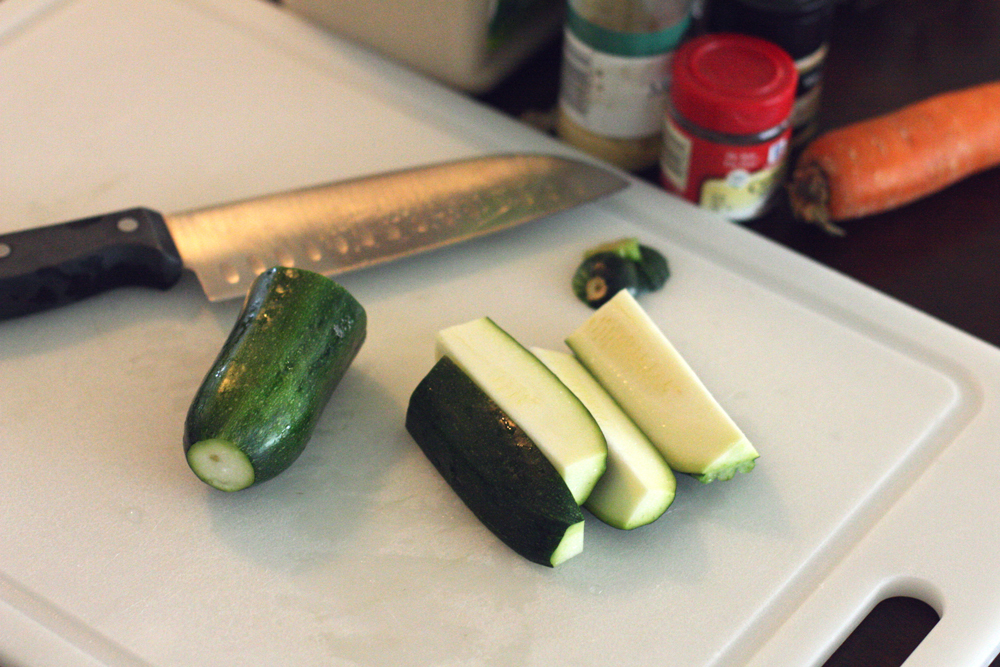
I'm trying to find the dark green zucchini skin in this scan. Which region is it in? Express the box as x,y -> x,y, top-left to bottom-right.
406,356 -> 584,566
184,266 -> 366,486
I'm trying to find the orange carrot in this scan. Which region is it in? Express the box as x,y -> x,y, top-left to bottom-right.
789,80 -> 1000,235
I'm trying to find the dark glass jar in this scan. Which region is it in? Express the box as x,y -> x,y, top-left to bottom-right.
706,0 -> 834,145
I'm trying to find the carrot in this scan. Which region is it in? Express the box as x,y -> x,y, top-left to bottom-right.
789,80 -> 1000,235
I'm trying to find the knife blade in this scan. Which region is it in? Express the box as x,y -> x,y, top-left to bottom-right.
0,154 -> 627,320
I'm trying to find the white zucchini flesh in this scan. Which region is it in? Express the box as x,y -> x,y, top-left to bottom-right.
436,317 -> 607,504
186,438 -> 255,492
550,521 -> 585,566
533,347 -> 676,529
566,291 -> 758,483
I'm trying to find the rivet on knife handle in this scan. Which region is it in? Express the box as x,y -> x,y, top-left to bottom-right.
0,208 -> 183,320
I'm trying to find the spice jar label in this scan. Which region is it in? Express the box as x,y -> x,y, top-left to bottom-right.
660,117 -> 692,191
700,161 -> 787,219
558,29 -> 674,139
661,115 -> 790,220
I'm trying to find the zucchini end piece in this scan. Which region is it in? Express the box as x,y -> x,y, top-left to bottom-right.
573,239 -> 670,308
572,253 -> 640,309
186,438 -> 255,492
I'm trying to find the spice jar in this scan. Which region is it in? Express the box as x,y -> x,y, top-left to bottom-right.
660,33 -> 797,220
706,0 -> 835,146
556,0 -> 693,172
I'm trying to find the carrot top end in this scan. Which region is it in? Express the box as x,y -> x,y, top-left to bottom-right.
789,162 -> 846,236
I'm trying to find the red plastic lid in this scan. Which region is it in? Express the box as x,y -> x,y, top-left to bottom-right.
670,33 -> 798,136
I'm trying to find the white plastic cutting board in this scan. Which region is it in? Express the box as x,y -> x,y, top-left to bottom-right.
2,1 -> 1000,666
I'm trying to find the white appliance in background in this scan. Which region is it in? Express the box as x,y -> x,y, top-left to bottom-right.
280,0 -> 564,92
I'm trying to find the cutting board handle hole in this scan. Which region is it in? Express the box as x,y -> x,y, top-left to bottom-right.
822,596 -> 939,667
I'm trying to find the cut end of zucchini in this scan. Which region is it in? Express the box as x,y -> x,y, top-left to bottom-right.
549,520 -> 585,567
691,437 -> 759,484
561,455 -> 610,505
585,465 -> 677,530
625,489 -> 677,530
596,489 -> 675,530
186,438 -> 255,492
574,239 -> 670,308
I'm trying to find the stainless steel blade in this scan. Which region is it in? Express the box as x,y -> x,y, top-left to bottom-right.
164,154 -> 628,301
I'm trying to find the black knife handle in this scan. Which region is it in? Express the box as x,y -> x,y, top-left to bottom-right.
0,207 -> 184,321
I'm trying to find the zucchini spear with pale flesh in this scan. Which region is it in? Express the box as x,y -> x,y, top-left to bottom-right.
566,291 -> 758,483
533,347 -> 676,529
408,316 -> 606,566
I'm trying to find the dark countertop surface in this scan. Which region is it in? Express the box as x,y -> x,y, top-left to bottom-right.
483,0 -> 1000,350
479,1 -> 1000,665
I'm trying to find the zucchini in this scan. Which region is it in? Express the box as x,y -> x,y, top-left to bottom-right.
566,291 -> 758,483
572,253 -> 641,309
436,317 -> 607,504
573,238 -> 670,309
406,356 -> 585,567
533,348 -> 676,530
184,266 -> 366,491
634,244 -> 670,293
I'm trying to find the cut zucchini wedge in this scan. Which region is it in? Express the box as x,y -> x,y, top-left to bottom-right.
566,291 -> 758,483
407,356 -> 585,567
436,317 -> 607,503
533,348 -> 676,529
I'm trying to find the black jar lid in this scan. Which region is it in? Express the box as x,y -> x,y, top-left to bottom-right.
725,0 -> 832,13
706,0 -> 835,60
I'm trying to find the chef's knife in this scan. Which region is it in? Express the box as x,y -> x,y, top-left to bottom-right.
0,154 -> 627,320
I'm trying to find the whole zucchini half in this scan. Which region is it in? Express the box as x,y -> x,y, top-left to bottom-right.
184,266 -> 367,491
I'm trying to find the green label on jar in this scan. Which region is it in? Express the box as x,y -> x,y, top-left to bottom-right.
567,6 -> 691,57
